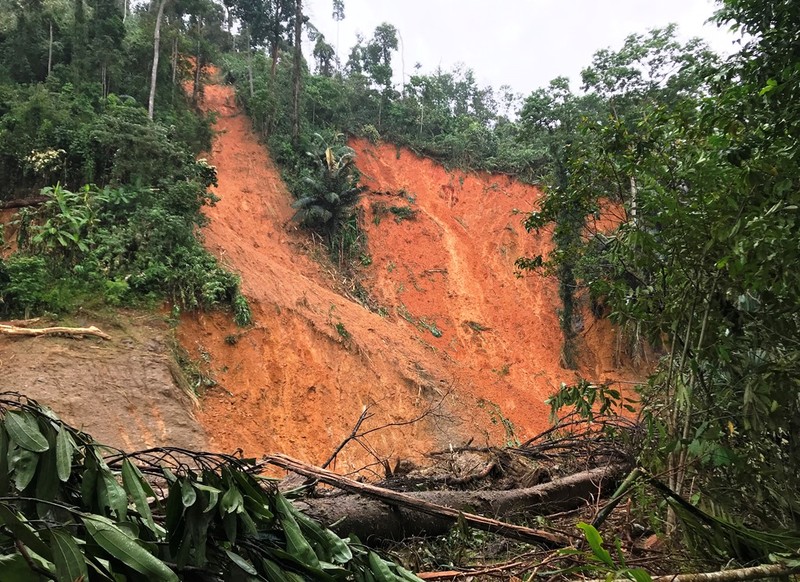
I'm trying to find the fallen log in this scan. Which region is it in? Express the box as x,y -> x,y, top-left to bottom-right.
590,563 -> 800,582
0,324 -> 111,340
0,195 -> 48,209
267,453 -> 624,545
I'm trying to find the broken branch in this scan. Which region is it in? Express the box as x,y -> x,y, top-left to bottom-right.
0,324 -> 111,340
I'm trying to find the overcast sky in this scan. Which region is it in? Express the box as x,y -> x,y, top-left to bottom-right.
304,0 -> 742,97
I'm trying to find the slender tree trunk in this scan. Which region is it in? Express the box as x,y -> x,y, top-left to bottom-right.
246,29 -> 254,98
148,0 -> 169,120
47,20 -> 53,76
291,0 -> 303,146
192,19 -> 202,104
270,40 -> 279,79
171,36 -> 178,86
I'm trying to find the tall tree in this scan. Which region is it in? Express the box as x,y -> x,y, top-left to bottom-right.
147,0 -> 170,120
290,0 -> 302,145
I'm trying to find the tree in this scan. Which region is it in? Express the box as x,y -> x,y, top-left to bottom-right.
313,33 -> 335,77
526,19 -> 800,530
147,0 -> 169,119
290,0 -> 302,145
291,133 -> 366,247
364,22 -> 398,92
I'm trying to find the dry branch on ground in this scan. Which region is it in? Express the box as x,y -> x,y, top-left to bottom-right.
0,323 -> 111,340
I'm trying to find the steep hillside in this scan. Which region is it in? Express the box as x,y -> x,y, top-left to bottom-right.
177,82 -> 640,471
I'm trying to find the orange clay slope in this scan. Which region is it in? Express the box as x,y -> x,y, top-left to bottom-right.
178,80 -> 640,472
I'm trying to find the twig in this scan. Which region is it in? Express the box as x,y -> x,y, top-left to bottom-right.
321,405 -> 373,469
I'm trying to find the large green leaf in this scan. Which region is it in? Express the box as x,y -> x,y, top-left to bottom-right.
50,529 -> 89,582
291,500 -> 352,564
35,442 -> 59,516
225,550 -> 258,575
577,522 -> 614,567
275,494 -> 320,569
122,459 -> 157,534
180,478 -> 197,508
368,551 -> 398,582
55,427 -> 74,482
0,553 -> 45,581
0,503 -> 53,560
4,411 -> 49,453
98,470 -> 127,520
82,516 -> 178,581
0,427 -> 10,496
10,445 -> 39,491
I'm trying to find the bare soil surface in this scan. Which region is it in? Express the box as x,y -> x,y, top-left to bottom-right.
0,312 -> 207,451
177,82 -> 641,471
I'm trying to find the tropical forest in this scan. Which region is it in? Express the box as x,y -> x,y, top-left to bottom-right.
0,0 -> 797,580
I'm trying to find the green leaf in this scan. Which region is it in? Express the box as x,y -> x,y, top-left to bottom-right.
275,494 -> 320,569
5,411 -> 50,452
0,553 -> 43,581
225,550 -> 258,575
36,443 -> 59,516
577,522 -> 614,567
396,565 -> 424,581
51,529 -> 89,582
291,501 -> 352,563
55,428 -> 74,482
181,478 -> 197,508
193,483 -> 221,513
0,503 -> 53,560
122,459 -> 157,534
98,470 -> 127,520
82,516 -> 178,581
0,427 -> 10,496
10,446 -> 39,491
368,551 -> 397,582
220,485 -> 244,514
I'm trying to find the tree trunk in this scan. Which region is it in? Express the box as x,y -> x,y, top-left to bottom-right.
246,28 -> 254,98
171,36 -> 178,86
291,0 -> 302,146
148,0 -> 169,120
192,19 -> 202,104
47,20 -> 53,76
267,454 -> 623,542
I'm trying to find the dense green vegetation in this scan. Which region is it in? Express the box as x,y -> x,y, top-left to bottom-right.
0,0 -> 249,321
0,0 -> 798,575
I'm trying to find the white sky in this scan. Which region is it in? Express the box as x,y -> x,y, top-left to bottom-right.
304,0 -> 742,96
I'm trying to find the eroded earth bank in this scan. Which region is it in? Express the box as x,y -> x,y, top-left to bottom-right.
0,81 -> 639,470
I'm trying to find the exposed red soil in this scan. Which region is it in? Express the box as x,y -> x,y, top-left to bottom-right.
179,81 -> 642,471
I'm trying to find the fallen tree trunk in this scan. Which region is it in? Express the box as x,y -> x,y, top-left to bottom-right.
268,453 -> 624,544
0,324 -> 111,340
0,195 -> 48,209
590,563 -> 800,582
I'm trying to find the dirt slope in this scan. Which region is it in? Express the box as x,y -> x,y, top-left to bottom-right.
179,82 -> 640,471
0,313 -> 207,452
